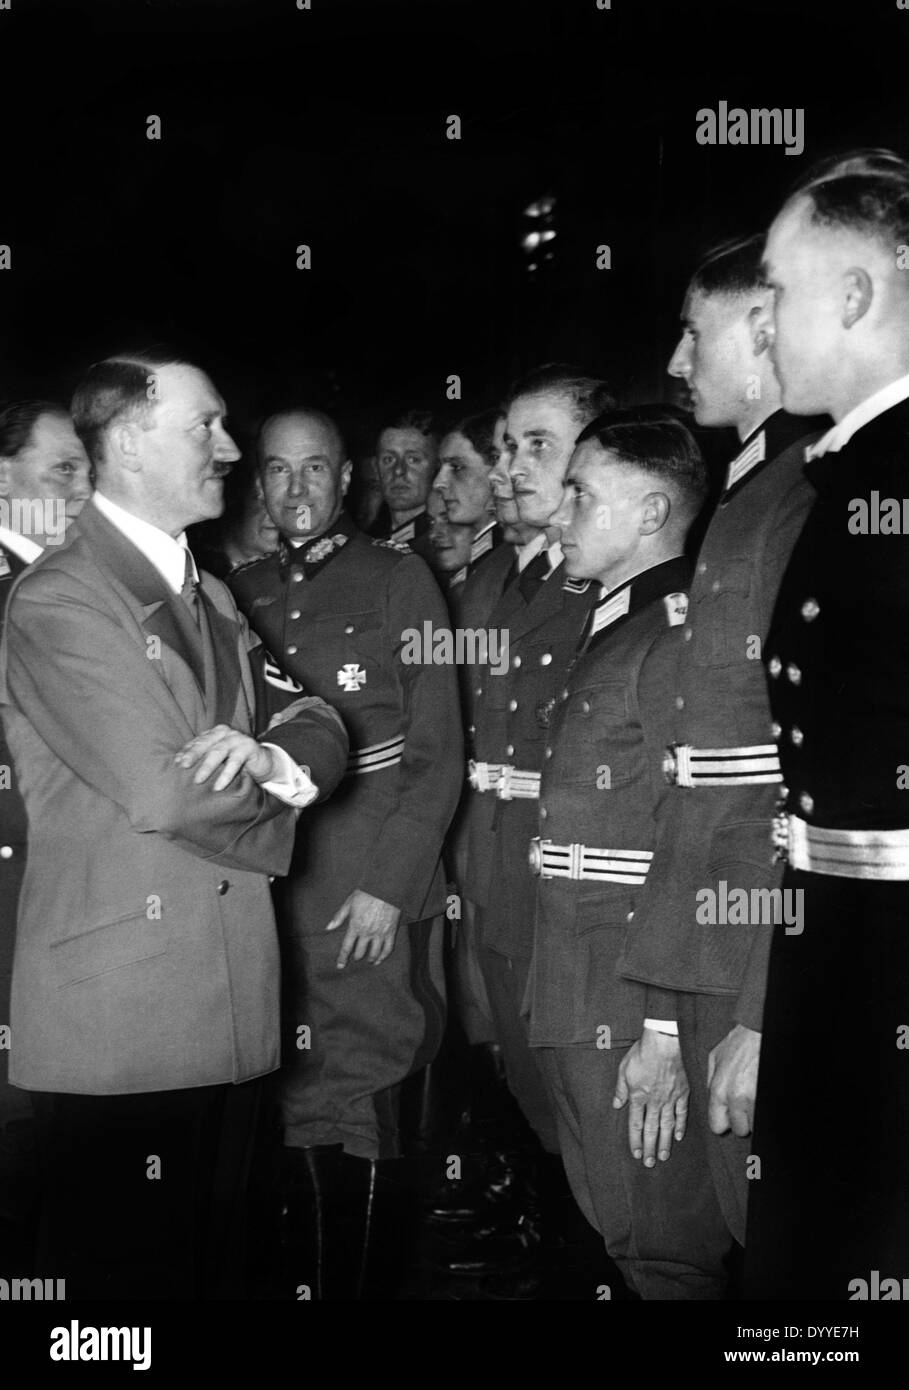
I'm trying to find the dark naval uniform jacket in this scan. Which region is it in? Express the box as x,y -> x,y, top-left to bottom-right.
527,558 -> 692,1049
747,392 -> 909,1298
464,544 -> 596,957
229,511 -> 463,930
619,411 -> 824,1028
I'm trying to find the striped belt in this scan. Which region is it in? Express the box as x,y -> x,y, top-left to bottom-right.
773,812 -> 909,881
346,735 -> 404,777
468,759 -> 540,801
663,741 -> 782,787
528,836 -> 653,885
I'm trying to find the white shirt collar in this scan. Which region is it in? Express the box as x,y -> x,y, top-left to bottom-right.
0,524 -> 42,565
806,373 -> 909,460
92,492 -> 198,594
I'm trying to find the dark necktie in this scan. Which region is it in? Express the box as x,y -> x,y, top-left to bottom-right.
180,549 -> 201,627
517,550 -> 550,603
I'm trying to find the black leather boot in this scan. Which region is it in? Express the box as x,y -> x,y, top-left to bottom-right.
278,1143 -> 345,1300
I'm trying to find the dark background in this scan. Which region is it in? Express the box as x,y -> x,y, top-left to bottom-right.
0,0 -> 907,452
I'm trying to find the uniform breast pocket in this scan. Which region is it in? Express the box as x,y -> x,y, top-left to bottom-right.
691,559 -> 754,668
574,889 -> 635,937
309,610 -> 387,693
556,682 -> 638,788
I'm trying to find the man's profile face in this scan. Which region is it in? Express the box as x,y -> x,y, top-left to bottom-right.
134,365 -> 240,531
762,197 -> 843,416
551,442 -> 648,585
427,486 -> 473,574
0,412 -> 92,533
434,430 -> 494,527
667,288 -> 755,429
506,390 -> 582,528
259,413 -> 350,542
376,427 -> 436,513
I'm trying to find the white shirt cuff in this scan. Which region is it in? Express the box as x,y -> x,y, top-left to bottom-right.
643,1018 -> 679,1036
259,743 -> 319,809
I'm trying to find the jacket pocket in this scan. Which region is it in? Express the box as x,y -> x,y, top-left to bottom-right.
51,909 -> 170,987
556,682 -> 638,789
691,559 -> 754,668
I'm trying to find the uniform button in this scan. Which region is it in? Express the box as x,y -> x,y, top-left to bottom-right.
292,569 -> 304,583
768,656 -> 782,678
683,627 -> 693,641
798,791 -> 814,816
675,696 -> 684,710
345,624 -> 354,634
801,597 -> 820,622
217,880 -> 230,895
540,807 -> 547,820
0,845 -> 12,860
790,726 -> 804,747
626,910 -> 634,922
512,656 -> 522,669
290,609 -> 301,620
698,561 -> 707,574
540,653 -> 552,666
286,644 -> 298,656
786,663 -> 801,685
468,724 -> 475,736
508,699 -> 518,711
581,700 -> 591,714
561,689 -> 569,700
710,579 -> 720,593
476,687 -> 483,698
545,747 -> 553,758
770,721 -> 782,739
506,744 -> 515,757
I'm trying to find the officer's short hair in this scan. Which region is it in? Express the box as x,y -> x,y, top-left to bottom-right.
576,404 -> 709,518
689,234 -> 765,299
378,408 -> 437,442
797,171 -> 909,257
505,363 -> 616,428
72,348 -> 189,469
257,406 -> 347,465
454,407 -> 502,466
0,399 -> 71,458
789,147 -> 909,196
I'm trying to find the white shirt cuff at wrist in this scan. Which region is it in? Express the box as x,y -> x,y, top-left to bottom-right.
260,743 -> 319,809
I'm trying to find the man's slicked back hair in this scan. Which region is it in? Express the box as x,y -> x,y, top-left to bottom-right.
505,363 -> 616,428
689,234 -> 766,299
71,349 -> 190,469
790,147 -> 909,196
0,399 -> 71,458
454,407 -> 503,466
576,404 -> 709,518
798,171 -> 909,258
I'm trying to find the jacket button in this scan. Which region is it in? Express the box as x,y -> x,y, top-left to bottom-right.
710,579 -> 720,593
790,726 -> 804,747
292,569 -> 304,583
626,910 -> 634,922
468,724 -> 475,736
540,653 -> 552,666
698,561 -> 707,574
508,699 -> 518,711
581,700 -> 591,714
287,644 -> 298,655
675,695 -> 684,710
290,609 -> 301,620
770,721 -> 782,739
561,689 -> 569,700
683,627 -> 692,641
545,747 -> 552,758
798,791 -> 814,816
0,845 -> 12,860
476,687 -> 483,698
768,656 -> 782,677
345,623 -> 354,634
506,744 -> 514,756
801,597 -> 820,622
512,656 -> 522,668
540,807 -> 547,820
217,880 -> 230,895
786,663 -> 801,685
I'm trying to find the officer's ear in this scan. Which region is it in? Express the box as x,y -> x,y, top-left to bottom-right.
111,420 -> 142,471
640,490 -> 670,535
253,470 -> 265,503
841,266 -> 873,329
340,459 -> 352,497
747,298 -> 772,357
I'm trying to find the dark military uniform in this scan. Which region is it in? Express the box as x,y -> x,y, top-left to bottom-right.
373,505 -> 435,567
0,540 -> 33,1218
527,557 -> 731,1298
619,411 -> 824,1253
463,542 -> 596,1150
747,392 -> 909,1299
229,511 -> 463,1159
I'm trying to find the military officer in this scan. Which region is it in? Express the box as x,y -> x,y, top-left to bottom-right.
229,406 -> 462,1298
435,408 -> 504,577
747,168 -> 909,1297
616,237 -> 826,1289
0,400 -> 91,1237
371,408 -> 438,563
527,406 -> 730,1298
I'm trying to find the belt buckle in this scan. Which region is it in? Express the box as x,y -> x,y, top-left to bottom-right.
528,836 -> 543,875
662,743 -> 679,786
772,794 -> 791,865
497,765 -> 514,801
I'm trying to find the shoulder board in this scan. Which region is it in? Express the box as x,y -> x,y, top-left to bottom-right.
562,577 -> 592,594
227,554 -> 272,578
371,537 -> 412,554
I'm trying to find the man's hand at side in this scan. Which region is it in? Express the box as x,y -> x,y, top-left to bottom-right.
707,1024 -> 761,1137
176,725 -> 276,791
613,1027 -> 689,1167
326,890 -> 401,968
